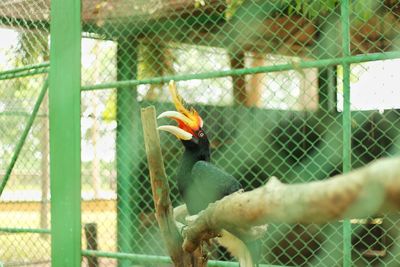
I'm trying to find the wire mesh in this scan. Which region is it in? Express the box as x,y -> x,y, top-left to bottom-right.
0,0 -> 400,266
0,0 -> 50,265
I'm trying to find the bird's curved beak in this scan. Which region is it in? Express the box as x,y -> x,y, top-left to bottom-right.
157,81 -> 203,140
157,124 -> 193,140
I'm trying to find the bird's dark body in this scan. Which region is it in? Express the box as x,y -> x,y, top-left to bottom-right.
176,135 -> 260,266
177,136 -> 242,215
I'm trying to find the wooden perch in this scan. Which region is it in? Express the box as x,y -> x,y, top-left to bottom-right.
183,157 -> 400,252
141,106 -> 206,267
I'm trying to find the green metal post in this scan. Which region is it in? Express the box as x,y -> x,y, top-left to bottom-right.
341,0 -> 352,266
318,67 -> 337,113
116,37 -> 141,267
316,10 -> 340,113
49,0 -> 81,266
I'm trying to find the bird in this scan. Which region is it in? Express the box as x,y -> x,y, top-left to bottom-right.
157,80 -> 259,267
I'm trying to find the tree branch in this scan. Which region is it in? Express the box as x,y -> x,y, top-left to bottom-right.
183,157 -> 400,252
141,106 -> 206,267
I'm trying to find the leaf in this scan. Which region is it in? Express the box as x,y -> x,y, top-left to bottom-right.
102,93 -> 116,121
351,0 -> 376,22
225,0 -> 245,20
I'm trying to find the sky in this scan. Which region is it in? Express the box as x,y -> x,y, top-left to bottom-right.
337,59 -> 400,111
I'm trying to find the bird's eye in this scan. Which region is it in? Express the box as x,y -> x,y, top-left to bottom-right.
198,131 -> 204,138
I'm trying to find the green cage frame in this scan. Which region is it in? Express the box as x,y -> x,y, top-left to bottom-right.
0,0 -> 399,266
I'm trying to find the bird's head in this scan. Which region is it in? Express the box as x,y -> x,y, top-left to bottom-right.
157,81 -> 209,151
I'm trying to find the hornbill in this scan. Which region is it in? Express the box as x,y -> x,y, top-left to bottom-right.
157,81 -> 259,267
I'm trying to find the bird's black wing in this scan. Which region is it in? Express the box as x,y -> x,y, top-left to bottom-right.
185,161 -> 241,214
190,162 -> 260,265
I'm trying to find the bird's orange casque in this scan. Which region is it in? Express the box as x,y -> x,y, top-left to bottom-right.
169,81 -> 203,135
157,81 -> 203,139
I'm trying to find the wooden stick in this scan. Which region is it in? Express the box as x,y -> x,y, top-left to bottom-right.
84,223 -> 99,267
141,106 -> 206,267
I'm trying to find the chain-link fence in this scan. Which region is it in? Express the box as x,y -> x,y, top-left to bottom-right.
1,0 -> 400,266
0,0 -> 50,265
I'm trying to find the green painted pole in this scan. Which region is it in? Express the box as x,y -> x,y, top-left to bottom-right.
49,0 -> 81,266
318,67 -> 337,113
116,37 -> 141,267
0,80 -> 48,196
341,0 -> 352,266
315,9 -> 340,113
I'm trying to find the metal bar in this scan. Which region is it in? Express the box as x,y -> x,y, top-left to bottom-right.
81,51 -> 400,91
0,111 -> 47,118
318,66 -> 337,113
81,250 -> 286,267
0,79 -> 48,196
49,0 -> 81,266
0,62 -> 49,80
3,260 -> 51,267
341,0 -> 352,267
116,37 -> 140,267
0,227 -> 50,234
0,62 -> 49,77
0,68 -> 49,81
82,250 -> 171,265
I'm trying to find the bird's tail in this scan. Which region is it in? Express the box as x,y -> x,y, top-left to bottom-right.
217,230 -> 255,267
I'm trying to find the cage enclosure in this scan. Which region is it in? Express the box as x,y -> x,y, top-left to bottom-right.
0,0 -> 400,266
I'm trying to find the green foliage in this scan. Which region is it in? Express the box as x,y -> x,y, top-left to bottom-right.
351,0 -> 377,21
16,31 -> 48,66
194,0 -> 206,8
14,31 -> 48,95
286,0 -> 338,18
138,39 -> 175,81
286,0 -> 376,20
138,39 -> 175,100
101,39 -> 176,121
223,0 -> 376,20
102,93 -> 116,122
225,0 -> 245,20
